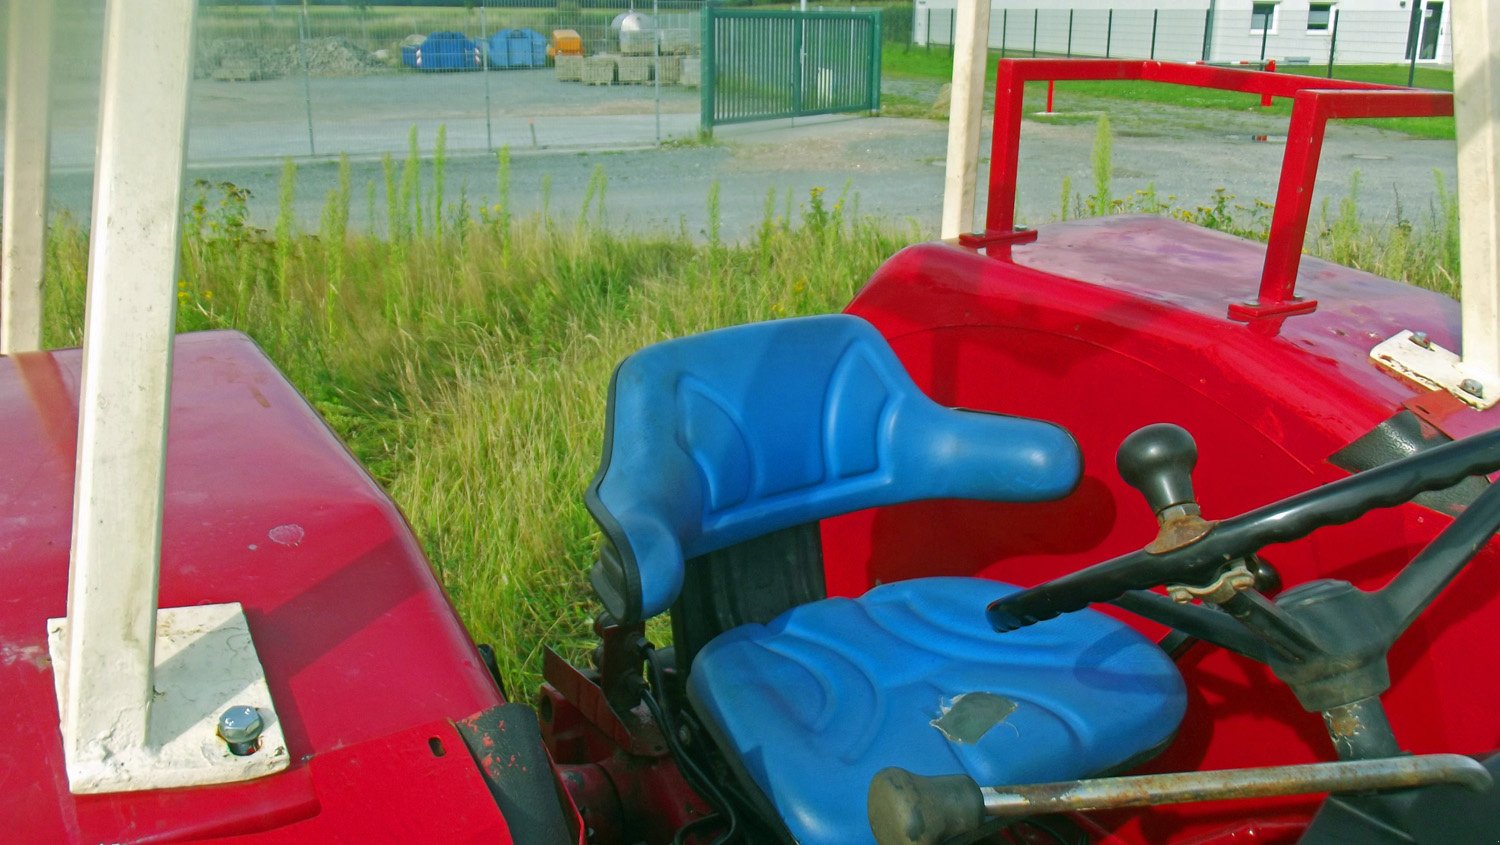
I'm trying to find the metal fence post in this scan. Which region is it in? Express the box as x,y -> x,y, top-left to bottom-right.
793,11 -> 805,116
1150,10 -> 1159,60
700,5 -> 714,136
1407,29 -> 1419,87
1259,13 -> 1270,63
1201,6 -> 1214,62
1106,9 -> 1113,58
297,0 -> 316,156
1031,9 -> 1038,57
950,10 -> 956,56
1000,9 -> 1007,58
1327,11 -> 1339,78
1066,10 -> 1073,57
926,8 -> 931,52
480,2 -> 493,150
869,10 -> 882,114
654,0 -> 662,144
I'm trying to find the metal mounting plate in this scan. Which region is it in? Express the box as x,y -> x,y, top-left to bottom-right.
1371,330 -> 1500,411
47,602 -> 288,794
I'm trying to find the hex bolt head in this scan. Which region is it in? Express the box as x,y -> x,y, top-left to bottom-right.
1461,378 -> 1485,398
218,705 -> 264,756
1411,331 -> 1431,348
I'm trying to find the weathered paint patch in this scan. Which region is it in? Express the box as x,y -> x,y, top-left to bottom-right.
267,524 -> 304,547
931,692 -> 1017,744
0,642 -> 48,670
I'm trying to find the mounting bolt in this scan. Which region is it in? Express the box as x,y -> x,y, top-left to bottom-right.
1411,331 -> 1431,349
218,705 -> 264,756
1460,378 -> 1485,398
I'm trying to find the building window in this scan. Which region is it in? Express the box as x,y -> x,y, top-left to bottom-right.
1307,2 -> 1334,32
1251,2 -> 1278,34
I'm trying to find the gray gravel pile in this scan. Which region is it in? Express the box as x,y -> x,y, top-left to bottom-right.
195,37 -> 380,80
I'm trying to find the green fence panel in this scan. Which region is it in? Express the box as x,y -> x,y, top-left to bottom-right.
701,8 -> 881,134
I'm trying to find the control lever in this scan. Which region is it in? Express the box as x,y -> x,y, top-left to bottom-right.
1116,424 -> 1216,554
868,755 -> 1492,845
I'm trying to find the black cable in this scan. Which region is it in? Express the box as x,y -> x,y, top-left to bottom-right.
640,642 -> 741,845
671,814 -> 722,845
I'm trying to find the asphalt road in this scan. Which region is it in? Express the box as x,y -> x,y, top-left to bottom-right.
37,71 -> 1457,242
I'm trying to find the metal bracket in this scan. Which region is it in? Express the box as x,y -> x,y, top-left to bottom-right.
47,602 -> 288,794
1167,562 -> 1257,605
957,226 -> 1039,252
1370,330 -> 1500,411
540,647 -> 668,758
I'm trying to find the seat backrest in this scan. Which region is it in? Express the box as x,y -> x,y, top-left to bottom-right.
585,314 -> 1081,623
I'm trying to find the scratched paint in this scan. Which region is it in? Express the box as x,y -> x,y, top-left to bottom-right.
931,692 -> 1017,744
0,643 -> 48,670
267,524 -> 305,547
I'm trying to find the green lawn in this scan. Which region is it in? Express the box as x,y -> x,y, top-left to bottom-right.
884,50 -> 1456,140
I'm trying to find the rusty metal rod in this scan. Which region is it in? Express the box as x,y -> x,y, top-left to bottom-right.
979,754 -> 1491,817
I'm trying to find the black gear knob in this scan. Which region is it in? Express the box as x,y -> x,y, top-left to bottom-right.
1117,424 -> 1200,519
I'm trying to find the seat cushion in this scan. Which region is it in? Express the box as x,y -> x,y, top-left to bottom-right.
686,577 -> 1186,845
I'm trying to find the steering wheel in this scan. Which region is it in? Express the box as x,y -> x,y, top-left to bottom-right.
987,424 -> 1500,669
869,424 -> 1500,845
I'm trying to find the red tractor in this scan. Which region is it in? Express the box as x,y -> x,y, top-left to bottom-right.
2,2 -> 1497,844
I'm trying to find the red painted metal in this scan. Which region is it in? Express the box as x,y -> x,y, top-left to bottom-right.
1260,60 -> 1276,107
985,60 -> 1452,319
3,55 -> 1477,845
838,216 -> 1500,842
956,226 -> 1038,250
544,686 -> 715,843
0,332 -> 528,842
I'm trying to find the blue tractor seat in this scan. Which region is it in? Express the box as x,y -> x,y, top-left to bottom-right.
584,315 -> 1187,844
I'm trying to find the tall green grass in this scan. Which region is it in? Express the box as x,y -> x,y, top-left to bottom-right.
41,147 -> 908,694
38,121 -> 1458,693
1058,116 -> 1460,295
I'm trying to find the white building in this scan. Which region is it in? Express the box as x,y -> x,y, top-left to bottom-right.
911,1 -> 1451,67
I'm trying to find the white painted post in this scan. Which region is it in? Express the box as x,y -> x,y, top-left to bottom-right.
940,0 -> 991,239
1454,0 -> 1500,384
51,0 -> 288,794
60,0 -> 200,767
1,0 -> 54,354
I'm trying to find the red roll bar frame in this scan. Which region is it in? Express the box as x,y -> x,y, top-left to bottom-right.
978,60 -> 1453,320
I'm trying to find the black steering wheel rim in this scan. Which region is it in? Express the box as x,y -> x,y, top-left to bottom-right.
987,426 -> 1500,633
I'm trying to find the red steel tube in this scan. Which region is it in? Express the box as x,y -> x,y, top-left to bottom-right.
983,60 -> 1453,318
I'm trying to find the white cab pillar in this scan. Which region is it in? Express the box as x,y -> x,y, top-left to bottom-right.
49,0 -> 286,793
1454,0 -> 1500,384
940,0 -> 991,239
1,0 -> 55,354
1371,2 -> 1500,409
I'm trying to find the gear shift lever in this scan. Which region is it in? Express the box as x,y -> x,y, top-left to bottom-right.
1116,424 -> 1214,553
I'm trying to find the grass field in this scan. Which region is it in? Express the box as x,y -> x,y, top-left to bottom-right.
882,49 -> 1457,140
38,130 -> 1459,693
42,151 -> 908,691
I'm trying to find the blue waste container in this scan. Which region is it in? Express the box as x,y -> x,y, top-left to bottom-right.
402,32 -> 482,71
487,28 -> 548,69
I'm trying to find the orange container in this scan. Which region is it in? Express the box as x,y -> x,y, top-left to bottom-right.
550,29 -> 584,58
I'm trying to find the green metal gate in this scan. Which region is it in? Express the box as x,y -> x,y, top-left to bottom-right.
701,8 -> 882,134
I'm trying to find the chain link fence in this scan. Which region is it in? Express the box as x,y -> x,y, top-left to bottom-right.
26,1 -> 709,170
12,1 -> 1450,173
190,1 -> 705,161
907,2 -> 1451,74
